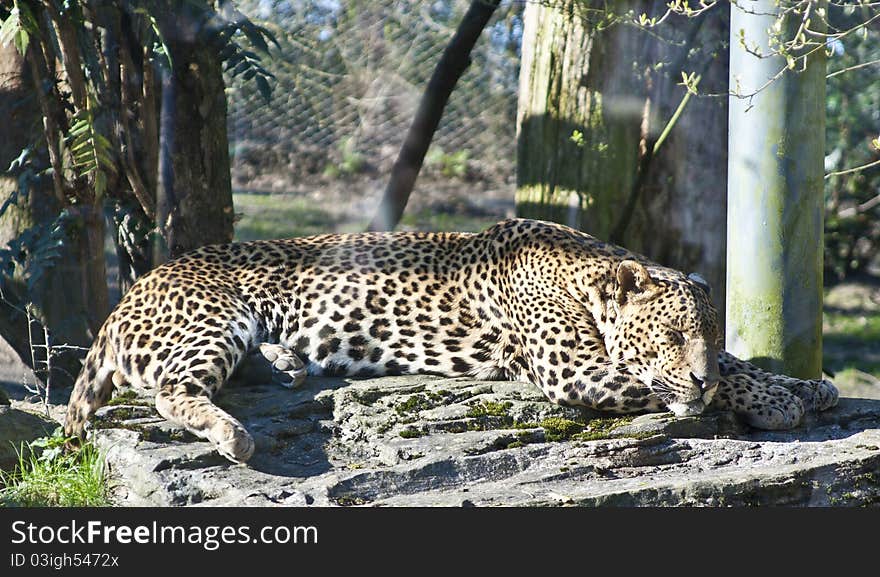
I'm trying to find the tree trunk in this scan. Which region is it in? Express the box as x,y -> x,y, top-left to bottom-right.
627,9 -> 730,323
516,0 -> 642,238
725,1 -> 826,378
0,41 -> 91,387
516,2 -> 730,319
154,3 -> 234,261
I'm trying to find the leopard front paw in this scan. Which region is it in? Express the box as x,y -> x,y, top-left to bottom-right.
813,378 -> 839,411
63,405 -> 88,440
739,385 -> 805,430
776,377 -> 839,413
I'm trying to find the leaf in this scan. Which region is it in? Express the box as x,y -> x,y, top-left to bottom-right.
135,8 -> 173,69
0,2 -> 37,56
0,8 -> 22,51
242,24 -> 270,54
65,100 -> 116,198
94,169 -> 107,198
255,74 -> 271,104
13,25 -> 28,55
210,8 -> 277,102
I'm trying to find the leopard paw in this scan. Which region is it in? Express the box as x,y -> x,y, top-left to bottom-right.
773,376 -> 839,413
813,378 -> 839,411
208,418 -> 255,463
739,385 -> 805,430
238,343 -> 307,389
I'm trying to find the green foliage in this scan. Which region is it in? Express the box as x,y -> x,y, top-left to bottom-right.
823,305 -> 880,379
0,428 -> 110,507
824,6 -> 880,281
323,137 -> 365,178
210,0 -> 280,103
825,309 -> 880,343
133,7 -> 173,68
232,192 -> 360,240
66,101 -> 117,199
425,148 -> 470,179
0,212 -> 70,299
0,0 -> 38,56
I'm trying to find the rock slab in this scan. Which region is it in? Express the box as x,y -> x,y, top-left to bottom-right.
0,406 -> 57,471
84,375 -> 880,507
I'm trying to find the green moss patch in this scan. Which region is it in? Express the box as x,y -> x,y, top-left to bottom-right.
466,401 -> 512,418
106,389 -> 148,406
395,394 -> 434,416
398,427 -> 425,439
572,416 -> 636,441
539,417 -> 584,441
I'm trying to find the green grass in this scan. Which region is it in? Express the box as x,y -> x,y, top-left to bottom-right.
232,192 -> 365,241
824,309 -> 880,343
823,307 -> 880,379
232,191 -> 498,242
0,429 -> 110,507
398,209 -> 496,233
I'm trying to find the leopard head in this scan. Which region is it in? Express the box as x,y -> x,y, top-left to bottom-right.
605,260 -> 722,416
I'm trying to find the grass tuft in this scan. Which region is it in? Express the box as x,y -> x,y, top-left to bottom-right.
0,428 -> 110,507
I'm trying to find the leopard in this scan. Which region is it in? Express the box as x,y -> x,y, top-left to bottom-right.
64,218 -> 839,463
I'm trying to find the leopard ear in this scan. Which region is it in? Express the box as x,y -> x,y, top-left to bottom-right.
616,260 -> 655,304
688,272 -> 711,295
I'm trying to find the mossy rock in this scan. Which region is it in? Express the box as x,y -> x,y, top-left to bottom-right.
0,407 -> 56,471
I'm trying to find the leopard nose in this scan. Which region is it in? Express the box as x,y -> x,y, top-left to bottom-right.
690,372 -> 717,391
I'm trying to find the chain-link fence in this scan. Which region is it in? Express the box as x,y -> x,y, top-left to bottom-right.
227,0 -> 523,193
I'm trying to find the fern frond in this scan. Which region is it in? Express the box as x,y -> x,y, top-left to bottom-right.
66,96 -> 116,199
0,211 -> 70,299
208,2 -> 278,104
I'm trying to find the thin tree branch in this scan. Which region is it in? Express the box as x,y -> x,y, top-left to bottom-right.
825,157 -> 880,180
366,0 -> 501,232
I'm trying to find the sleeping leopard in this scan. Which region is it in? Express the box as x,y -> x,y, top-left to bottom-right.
64,218 -> 838,463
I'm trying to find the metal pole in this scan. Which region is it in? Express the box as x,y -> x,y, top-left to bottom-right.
726,0 -> 826,378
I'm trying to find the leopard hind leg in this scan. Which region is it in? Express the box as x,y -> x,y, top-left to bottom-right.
153,337 -> 255,463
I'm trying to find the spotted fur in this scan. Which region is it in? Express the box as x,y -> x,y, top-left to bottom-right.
64,219 -> 838,462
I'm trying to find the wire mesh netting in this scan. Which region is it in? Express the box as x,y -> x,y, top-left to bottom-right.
227,0 -> 523,194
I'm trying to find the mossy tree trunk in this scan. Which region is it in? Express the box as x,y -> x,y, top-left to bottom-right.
0,42 -> 91,387
725,1 -> 826,378
516,1 -> 730,318
516,0 -> 642,238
